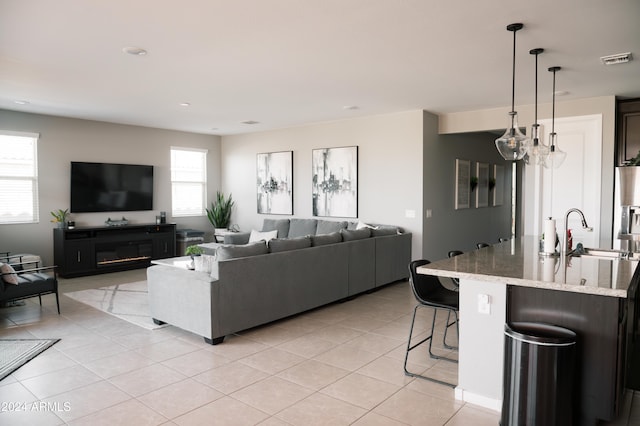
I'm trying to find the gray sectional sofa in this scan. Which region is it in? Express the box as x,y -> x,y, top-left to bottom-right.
147,218 -> 411,344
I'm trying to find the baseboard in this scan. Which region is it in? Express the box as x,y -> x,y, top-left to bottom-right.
454,387 -> 501,412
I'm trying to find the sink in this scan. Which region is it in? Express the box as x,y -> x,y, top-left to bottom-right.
570,247 -> 630,259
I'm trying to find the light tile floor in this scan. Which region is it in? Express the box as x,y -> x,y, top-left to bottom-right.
0,268 -> 638,425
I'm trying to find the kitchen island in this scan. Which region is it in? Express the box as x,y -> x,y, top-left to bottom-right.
419,237 -> 639,425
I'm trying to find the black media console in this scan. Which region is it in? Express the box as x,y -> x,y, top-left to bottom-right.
53,223 -> 176,278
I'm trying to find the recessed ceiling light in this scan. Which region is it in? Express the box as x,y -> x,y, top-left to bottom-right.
554,90 -> 569,97
179,102 -> 191,107
13,100 -> 30,105
343,105 -> 359,110
240,120 -> 260,125
600,52 -> 632,65
122,46 -> 147,56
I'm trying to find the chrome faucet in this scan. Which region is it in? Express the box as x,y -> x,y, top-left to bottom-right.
562,208 -> 593,255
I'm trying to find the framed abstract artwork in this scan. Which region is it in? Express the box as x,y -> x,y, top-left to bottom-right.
493,164 -> 505,206
455,159 -> 470,210
256,151 -> 293,214
476,162 -> 489,208
312,146 -> 358,217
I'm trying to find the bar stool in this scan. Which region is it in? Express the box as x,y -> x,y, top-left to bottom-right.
447,250 -> 463,288
404,259 -> 459,387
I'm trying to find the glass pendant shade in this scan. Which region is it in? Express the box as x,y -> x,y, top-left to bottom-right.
527,123 -> 549,165
544,66 -> 565,169
495,111 -> 529,161
544,133 -> 566,169
526,48 -> 548,165
495,23 -> 530,161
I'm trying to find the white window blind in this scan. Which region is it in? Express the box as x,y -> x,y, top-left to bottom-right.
0,131 -> 40,224
171,147 -> 207,217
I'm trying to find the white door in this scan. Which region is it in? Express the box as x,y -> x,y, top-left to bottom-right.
523,114 -> 603,250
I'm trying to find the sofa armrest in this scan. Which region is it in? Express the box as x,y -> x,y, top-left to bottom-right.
223,232 -> 250,245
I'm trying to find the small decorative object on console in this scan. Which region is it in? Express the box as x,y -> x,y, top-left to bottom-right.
50,209 -> 69,228
105,217 -> 128,227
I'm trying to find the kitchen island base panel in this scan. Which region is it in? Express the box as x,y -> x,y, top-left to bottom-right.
457,279 -> 506,410
508,285 -> 625,424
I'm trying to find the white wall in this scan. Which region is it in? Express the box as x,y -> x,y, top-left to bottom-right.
0,109 -> 222,264
221,110 -> 426,259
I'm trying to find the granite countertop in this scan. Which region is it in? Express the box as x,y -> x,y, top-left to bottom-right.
418,237 -> 638,298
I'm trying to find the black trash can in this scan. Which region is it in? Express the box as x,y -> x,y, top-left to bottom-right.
501,322 -> 576,426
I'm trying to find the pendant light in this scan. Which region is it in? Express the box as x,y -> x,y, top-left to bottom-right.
544,66 -> 567,169
525,48 -> 549,165
495,23 -> 530,161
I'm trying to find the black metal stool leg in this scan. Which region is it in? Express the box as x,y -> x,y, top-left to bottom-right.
404,304 -> 457,387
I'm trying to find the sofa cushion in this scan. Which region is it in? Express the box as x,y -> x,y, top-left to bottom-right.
288,219 -> 317,238
311,232 -> 342,247
0,262 -> 18,285
316,220 -> 347,235
341,228 -> 371,241
262,219 -> 290,238
371,226 -> 399,237
269,236 -> 312,253
216,241 -> 269,261
248,229 -> 278,243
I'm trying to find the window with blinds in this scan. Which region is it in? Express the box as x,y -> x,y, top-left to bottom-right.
171,147 -> 207,217
0,131 -> 40,224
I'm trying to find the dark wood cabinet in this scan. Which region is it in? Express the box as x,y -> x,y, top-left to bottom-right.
54,223 -> 176,277
507,286 -> 626,425
616,98 -> 640,165
152,228 -> 176,258
62,240 -> 94,275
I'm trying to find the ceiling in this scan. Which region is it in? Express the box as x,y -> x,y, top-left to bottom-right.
1,0 -> 639,136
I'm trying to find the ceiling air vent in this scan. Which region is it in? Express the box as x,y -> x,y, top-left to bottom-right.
600,52 -> 632,65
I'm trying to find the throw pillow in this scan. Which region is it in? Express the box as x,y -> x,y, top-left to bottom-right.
356,221 -> 379,230
310,232 -> 342,246
248,229 -> 278,243
288,219 -> 317,238
269,236 -> 311,253
262,219 -> 290,238
216,241 -> 269,261
341,228 -> 371,241
0,262 -> 19,285
316,220 -> 348,235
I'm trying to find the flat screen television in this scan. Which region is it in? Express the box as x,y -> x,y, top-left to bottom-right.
70,161 -> 154,213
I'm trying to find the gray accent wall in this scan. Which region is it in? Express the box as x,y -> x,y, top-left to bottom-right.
0,109 -> 221,265
422,129 -> 513,261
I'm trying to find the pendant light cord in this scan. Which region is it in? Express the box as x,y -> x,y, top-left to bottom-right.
534,53 -> 538,125
511,29 -> 516,114
551,69 -> 556,135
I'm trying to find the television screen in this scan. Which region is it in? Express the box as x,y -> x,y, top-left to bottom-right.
70,162 -> 154,213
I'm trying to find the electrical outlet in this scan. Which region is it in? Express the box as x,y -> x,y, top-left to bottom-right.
426,209 -> 432,218
477,294 -> 491,315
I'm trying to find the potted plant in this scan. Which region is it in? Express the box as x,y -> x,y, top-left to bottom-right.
50,209 -> 69,228
206,191 -> 234,232
185,245 -> 204,259
470,177 -> 479,192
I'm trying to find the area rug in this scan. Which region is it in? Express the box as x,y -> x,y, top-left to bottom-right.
64,281 -> 167,331
0,339 -> 59,381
